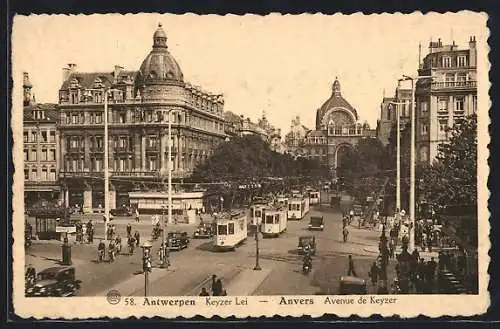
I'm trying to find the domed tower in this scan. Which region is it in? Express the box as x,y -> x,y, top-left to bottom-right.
135,23 -> 185,100
315,77 -> 358,130
23,72 -> 34,106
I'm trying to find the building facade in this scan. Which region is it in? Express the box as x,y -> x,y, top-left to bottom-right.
376,86 -> 412,147
57,24 -> 228,212
283,116 -> 310,157
23,72 -> 60,207
415,37 -> 478,164
285,78 -> 374,177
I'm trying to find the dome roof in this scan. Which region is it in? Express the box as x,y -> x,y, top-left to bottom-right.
316,77 -> 358,128
137,23 -> 184,85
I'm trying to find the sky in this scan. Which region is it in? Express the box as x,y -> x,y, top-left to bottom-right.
12,12 -> 488,133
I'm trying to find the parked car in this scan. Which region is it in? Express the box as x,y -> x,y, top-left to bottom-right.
193,223 -> 214,239
110,206 -> 133,217
297,235 -> 316,255
338,276 -> 367,295
26,266 -> 81,297
308,216 -> 325,231
167,231 -> 189,251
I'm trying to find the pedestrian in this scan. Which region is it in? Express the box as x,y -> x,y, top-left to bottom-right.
199,287 -> 210,296
214,279 -> 223,296
369,262 -> 378,286
342,226 -> 349,243
135,208 -> 140,223
126,223 -> 132,237
134,231 -> 140,247
347,255 -> 357,277
388,238 -> 395,259
211,274 -> 217,295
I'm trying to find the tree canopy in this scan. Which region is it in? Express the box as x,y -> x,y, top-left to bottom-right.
419,114 -> 477,210
191,135 -> 327,183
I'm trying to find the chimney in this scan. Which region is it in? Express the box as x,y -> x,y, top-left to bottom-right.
469,36 -> 476,49
469,36 -> 477,67
114,65 -> 124,84
62,67 -> 71,83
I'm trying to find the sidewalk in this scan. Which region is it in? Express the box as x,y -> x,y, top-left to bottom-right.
363,245 -> 439,260
226,268 -> 272,296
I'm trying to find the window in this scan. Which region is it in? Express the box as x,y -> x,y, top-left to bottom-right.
72,159 -> 77,171
41,168 -> 47,181
149,157 -> 157,171
49,131 -> 56,142
439,120 -> 448,134
71,91 -> 78,104
120,158 -> 125,171
228,223 -> 235,234
148,136 -> 157,148
49,169 -> 56,181
457,73 -> 467,86
31,169 -> 37,181
445,73 -> 455,87
24,169 -> 29,180
23,132 -> 28,142
217,225 -> 227,235
95,137 -> 103,149
30,150 -> 37,162
95,113 -> 103,124
24,149 -> 28,161
49,149 -> 56,161
94,158 -> 102,172
455,96 -> 465,112
421,123 -> 428,135
457,55 -> 467,67
71,114 -> 79,124
473,96 -> 478,113
30,131 -> 37,142
41,149 -> 47,161
442,56 -> 452,68
420,102 -> 428,117
420,147 -> 429,163
119,112 -> 126,123
438,97 -> 449,113
41,131 -> 47,142
119,136 -> 127,148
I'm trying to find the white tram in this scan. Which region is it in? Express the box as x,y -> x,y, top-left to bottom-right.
276,195 -> 289,208
250,203 -> 267,226
287,197 -> 308,220
213,211 -> 248,250
308,190 -> 320,205
261,207 -> 287,237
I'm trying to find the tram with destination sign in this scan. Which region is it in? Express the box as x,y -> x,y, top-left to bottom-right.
276,195 -> 289,208
261,206 -> 287,238
308,190 -> 320,205
213,211 -> 248,250
287,197 -> 308,220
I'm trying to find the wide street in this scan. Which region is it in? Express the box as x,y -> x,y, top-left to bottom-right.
25,196 -> 395,296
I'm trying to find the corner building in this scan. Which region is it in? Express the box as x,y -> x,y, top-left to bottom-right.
415,37 -> 478,164
58,24 -> 227,212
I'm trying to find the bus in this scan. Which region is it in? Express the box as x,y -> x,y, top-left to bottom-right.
213,211 -> 248,251
261,206 -> 287,238
287,198 -> 308,220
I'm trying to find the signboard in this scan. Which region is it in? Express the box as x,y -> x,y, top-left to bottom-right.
56,226 -> 77,233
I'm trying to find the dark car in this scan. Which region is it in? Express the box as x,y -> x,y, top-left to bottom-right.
167,231 -> 189,251
338,276 -> 367,295
193,223 -> 214,239
110,206 -> 133,217
297,235 -> 316,255
308,216 -> 325,231
26,266 -> 81,297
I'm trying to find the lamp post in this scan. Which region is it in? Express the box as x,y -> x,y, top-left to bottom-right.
159,204 -> 167,268
253,194 -> 262,271
388,100 -> 405,214
401,74 -> 433,252
141,240 -> 153,297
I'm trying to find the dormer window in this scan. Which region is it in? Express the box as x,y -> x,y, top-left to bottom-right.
93,77 -> 104,89
69,78 -> 80,88
442,56 -> 452,68
457,55 -> 467,67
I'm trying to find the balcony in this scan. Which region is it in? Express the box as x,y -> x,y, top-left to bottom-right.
432,81 -> 477,90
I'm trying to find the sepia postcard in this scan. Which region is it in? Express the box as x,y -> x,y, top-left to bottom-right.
11,12 -> 490,318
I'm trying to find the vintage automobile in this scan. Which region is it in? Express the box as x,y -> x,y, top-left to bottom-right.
110,205 -> 133,217
297,235 -> 317,255
353,204 -> 363,217
167,231 -> 189,251
338,276 -> 367,295
193,223 -> 214,239
26,266 -> 81,297
308,216 -> 325,231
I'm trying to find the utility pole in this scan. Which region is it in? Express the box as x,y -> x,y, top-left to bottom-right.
103,89 -> 110,247
254,213 -> 262,271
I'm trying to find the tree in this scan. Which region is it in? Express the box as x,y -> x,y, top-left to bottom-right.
419,114 -> 477,209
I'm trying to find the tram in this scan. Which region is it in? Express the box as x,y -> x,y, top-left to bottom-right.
213,210 -> 248,251
276,195 -> 289,208
287,197 -> 308,220
308,190 -> 320,205
250,203 -> 267,226
261,206 -> 287,238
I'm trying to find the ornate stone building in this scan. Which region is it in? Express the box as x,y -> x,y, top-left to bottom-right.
23,72 -> 60,207
57,24 -> 227,212
285,78 -> 375,177
284,116 -> 310,157
415,37 -> 477,164
376,86 -> 412,147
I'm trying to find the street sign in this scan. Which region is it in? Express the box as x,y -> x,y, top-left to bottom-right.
56,226 -> 77,233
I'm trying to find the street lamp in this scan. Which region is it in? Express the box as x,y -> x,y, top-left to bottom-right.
401,74 -> 433,252
141,240 -> 153,297
388,99 -> 405,214
87,87 -> 122,253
